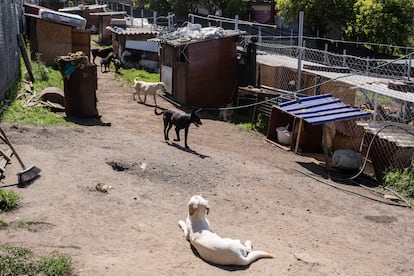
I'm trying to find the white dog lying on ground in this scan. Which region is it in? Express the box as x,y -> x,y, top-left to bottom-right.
133,77 -> 165,106
178,195 -> 273,266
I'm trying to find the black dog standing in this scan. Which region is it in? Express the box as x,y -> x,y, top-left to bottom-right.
155,108 -> 202,149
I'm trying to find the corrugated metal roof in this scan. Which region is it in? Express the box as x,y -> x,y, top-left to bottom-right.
357,121 -> 414,147
90,11 -> 126,16
106,26 -> 159,35
279,94 -> 371,125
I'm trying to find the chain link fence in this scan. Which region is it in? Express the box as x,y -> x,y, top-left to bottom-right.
254,36 -> 414,181
187,14 -> 414,180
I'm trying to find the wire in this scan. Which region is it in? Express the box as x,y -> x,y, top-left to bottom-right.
291,168 -> 411,208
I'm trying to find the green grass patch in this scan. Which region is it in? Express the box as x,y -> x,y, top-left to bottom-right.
233,112 -> 268,134
0,246 -> 72,276
115,67 -> 161,85
383,168 -> 414,205
0,57 -> 69,126
0,189 -> 21,211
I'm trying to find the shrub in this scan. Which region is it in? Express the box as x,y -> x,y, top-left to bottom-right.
383,168 -> 414,199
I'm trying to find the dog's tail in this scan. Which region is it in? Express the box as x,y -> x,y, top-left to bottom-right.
154,105 -> 167,115
134,77 -> 140,83
240,250 -> 274,266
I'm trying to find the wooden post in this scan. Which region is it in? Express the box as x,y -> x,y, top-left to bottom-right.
294,118 -> 303,154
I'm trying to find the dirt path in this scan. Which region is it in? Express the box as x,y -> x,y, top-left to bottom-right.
0,65 -> 413,276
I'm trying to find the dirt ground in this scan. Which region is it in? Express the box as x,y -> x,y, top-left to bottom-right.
1,64 -> 414,276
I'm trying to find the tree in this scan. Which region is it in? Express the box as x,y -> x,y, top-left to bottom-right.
223,0 -> 249,20
276,0 -> 355,37
349,0 -> 414,54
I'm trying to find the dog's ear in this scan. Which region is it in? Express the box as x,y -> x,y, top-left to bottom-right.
189,202 -> 197,216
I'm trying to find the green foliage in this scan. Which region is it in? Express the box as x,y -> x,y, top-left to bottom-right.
223,0 -> 249,20
383,168 -> 414,199
277,0 -> 354,36
254,112 -> 268,134
0,246 -> 72,276
349,0 -> 414,55
0,189 -> 21,211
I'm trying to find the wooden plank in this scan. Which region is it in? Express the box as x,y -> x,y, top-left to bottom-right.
17,33 -> 35,82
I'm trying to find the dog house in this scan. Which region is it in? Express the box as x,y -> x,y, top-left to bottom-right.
24,3 -> 90,66
267,94 -> 371,153
160,29 -> 244,107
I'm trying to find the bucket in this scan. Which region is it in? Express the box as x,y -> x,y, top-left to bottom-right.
276,126 -> 292,145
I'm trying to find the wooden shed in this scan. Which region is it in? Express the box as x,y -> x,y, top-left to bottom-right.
90,11 -> 126,44
160,30 -> 243,107
106,25 -> 158,61
24,4 -> 90,66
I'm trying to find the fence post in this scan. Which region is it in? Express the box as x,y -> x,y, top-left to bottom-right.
153,11 -> 157,26
235,15 -> 239,30
190,14 -> 194,24
258,27 -> 262,43
407,53 -> 412,80
324,43 -> 329,65
366,57 -> 370,76
141,9 -> 144,27
297,11 -> 304,92
343,49 -> 347,67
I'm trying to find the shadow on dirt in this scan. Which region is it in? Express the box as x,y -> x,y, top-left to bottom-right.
188,244 -> 252,271
65,115 -> 111,126
167,142 -> 209,159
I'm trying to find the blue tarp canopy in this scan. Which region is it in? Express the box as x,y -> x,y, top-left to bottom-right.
278,94 -> 371,125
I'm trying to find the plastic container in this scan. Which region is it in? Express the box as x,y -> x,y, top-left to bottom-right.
276,126 -> 292,145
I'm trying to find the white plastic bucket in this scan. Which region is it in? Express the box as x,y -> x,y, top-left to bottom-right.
276,126 -> 292,145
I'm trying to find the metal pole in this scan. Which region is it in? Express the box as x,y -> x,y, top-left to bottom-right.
343,49 -> 347,67
235,15 -> 239,30
141,9 -> 144,27
296,11 -> 304,92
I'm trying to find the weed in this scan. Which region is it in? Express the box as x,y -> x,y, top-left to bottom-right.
0,219 -> 8,229
0,246 -> 72,275
254,112 -> 268,134
16,219 -> 27,228
38,254 -> 72,276
383,168 -> 414,204
0,189 -> 21,211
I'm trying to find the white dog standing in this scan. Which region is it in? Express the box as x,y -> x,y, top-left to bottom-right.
133,77 -> 165,106
178,195 -> 273,266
